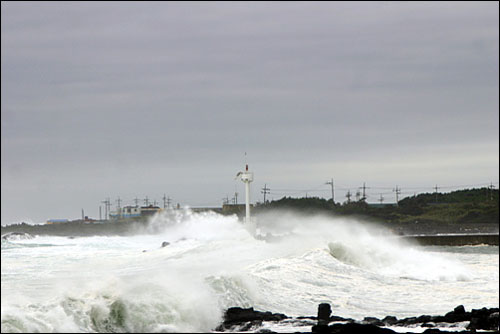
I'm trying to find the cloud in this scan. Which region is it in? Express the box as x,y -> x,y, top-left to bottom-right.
1,2 -> 498,223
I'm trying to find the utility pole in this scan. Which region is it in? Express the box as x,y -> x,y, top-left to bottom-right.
162,194 -> 172,209
326,178 -> 334,203
106,197 -> 111,219
101,198 -> 110,220
134,197 -> 140,207
81,208 -> 84,220
434,185 -> 440,203
106,198 -> 111,220
346,190 -> 352,203
101,200 -> 106,220
234,192 -> 238,204
357,182 -> 369,201
144,196 -> 149,206
116,197 -> 122,218
379,194 -> 384,204
489,182 -> 495,201
99,206 -> 102,220
393,186 -> 401,206
261,184 -> 270,204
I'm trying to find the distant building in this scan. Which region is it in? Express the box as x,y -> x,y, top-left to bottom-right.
109,206 -> 141,219
109,205 -> 162,220
139,205 -> 162,217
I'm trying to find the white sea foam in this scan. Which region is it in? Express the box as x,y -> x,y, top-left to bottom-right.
1,209 -> 498,332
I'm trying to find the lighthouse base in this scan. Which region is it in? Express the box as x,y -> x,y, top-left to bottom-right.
243,217 -> 257,237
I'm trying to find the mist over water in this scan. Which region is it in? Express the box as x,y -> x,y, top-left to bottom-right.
1,210 -> 499,332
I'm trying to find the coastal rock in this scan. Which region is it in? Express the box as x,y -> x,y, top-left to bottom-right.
453,305 -> 466,315
362,317 -> 384,326
393,305 -> 499,331
422,329 -> 443,333
442,305 -> 469,323
467,309 -> 499,331
215,307 -> 287,331
381,315 -> 398,325
215,304 -> 500,333
317,303 -> 332,325
161,241 -> 170,248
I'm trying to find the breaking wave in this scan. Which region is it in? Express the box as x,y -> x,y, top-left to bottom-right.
1,209 -> 495,332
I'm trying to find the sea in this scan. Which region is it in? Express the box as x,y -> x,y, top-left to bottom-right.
1,209 -> 499,333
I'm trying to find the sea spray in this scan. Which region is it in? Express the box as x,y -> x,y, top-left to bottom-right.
2,209 -> 498,332
255,210 -> 471,281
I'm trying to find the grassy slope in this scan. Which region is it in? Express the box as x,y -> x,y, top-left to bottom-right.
255,188 -> 499,225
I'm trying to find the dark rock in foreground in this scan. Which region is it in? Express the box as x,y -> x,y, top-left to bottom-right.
215,304 -> 500,333
215,307 -> 287,331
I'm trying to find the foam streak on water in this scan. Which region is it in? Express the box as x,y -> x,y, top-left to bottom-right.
1,210 -> 499,332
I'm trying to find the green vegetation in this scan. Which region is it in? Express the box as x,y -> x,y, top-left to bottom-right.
255,187 -> 499,225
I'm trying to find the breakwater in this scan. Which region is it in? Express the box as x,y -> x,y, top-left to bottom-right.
402,233 -> 499,246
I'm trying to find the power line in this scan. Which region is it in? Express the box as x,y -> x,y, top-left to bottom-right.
230,180 -> 499,204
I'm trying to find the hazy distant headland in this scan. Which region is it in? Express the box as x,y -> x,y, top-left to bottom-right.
1,188 -> 498,238
254,187 -> 499,235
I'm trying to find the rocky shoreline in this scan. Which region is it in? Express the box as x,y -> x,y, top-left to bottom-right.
215,304 -> 499,333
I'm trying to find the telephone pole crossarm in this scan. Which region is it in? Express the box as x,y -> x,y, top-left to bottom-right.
261,184 -> 270,204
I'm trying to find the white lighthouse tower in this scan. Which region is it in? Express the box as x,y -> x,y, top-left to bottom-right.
236,164 -> 254,226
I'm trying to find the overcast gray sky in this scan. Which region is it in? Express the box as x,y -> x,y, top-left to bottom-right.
1,1 -> 499,224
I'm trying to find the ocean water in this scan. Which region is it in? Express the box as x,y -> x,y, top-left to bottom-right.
1,210 -> 499,333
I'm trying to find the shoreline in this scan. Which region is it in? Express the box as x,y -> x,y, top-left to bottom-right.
215,304 -> 500,333
1,220 -> 499,246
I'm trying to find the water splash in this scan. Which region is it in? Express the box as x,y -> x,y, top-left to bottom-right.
1,209 -> 495,332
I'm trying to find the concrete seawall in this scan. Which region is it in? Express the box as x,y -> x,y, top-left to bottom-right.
402,233 -> 499,246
